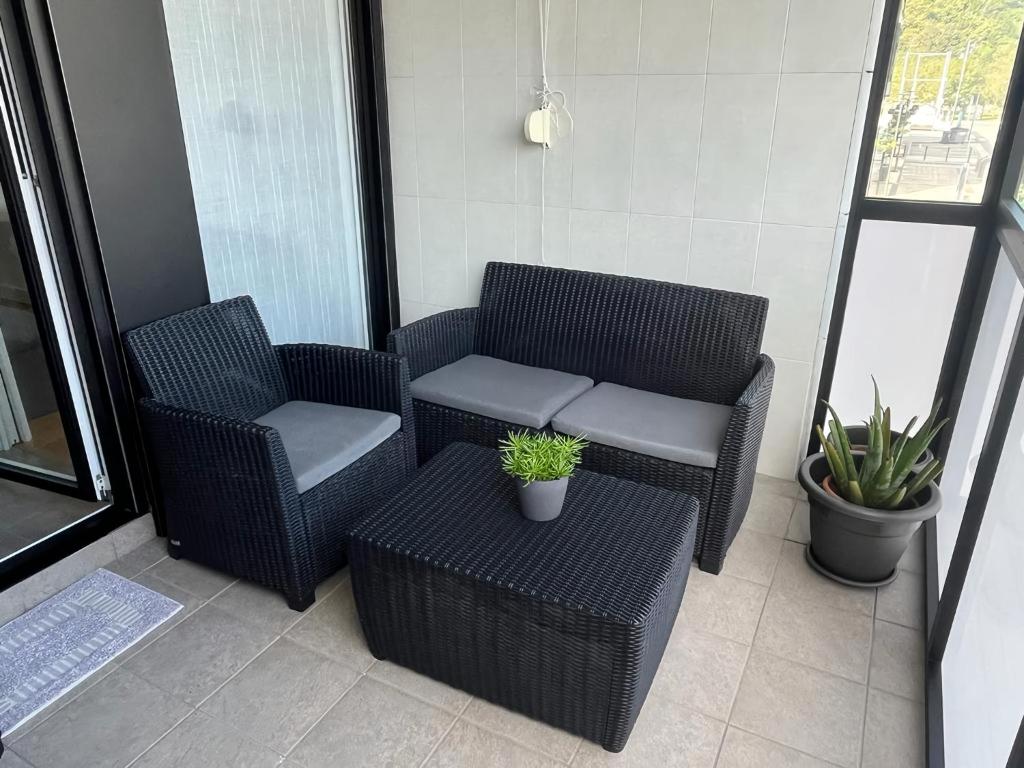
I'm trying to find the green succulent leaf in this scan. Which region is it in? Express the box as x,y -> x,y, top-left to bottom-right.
499,430 -> 588,484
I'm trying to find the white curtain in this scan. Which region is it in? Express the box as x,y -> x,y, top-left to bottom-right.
0,324 -> 30,450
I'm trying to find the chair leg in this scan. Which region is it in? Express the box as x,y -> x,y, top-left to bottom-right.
286,590 -> 316,612
167,539 -> 182,559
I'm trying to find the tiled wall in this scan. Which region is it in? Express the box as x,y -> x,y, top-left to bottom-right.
382,0 -> 880,478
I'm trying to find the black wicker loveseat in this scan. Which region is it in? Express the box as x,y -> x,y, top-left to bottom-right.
387,262 -> 774,574
124,296 -> 416,610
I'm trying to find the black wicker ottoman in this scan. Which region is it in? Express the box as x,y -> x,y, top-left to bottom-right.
349,442 -> 698,752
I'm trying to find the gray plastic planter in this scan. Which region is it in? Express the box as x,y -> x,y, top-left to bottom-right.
841,425 -> 935,472
797,453 -> 941,586
516,476 -> 569,522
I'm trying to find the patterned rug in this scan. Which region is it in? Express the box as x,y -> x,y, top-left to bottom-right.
0,568 -> 182,733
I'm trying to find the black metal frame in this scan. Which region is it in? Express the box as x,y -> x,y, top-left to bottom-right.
347,0 -> 399,351
809,0 -> 1024,764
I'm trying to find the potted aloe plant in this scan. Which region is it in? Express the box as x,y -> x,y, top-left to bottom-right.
500,431 -> 587,521
797,381 -> 947,586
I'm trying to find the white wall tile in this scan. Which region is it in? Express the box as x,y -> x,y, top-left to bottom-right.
414,76 -> 465,199
516,205 -> 570,266
401,300 -> 452,325
382,0 -> 414,77
462,0 -> 517,76
571,76 -> 638,211
419,197 -> 468,307
387,77 -> 418,196
412,0 -> 462,76
763,73 -> 860,227
688,219 -> 758,293
467,201 -> 516,298
569,209 -> 629,274
516,76 -> 574,206
639,0 -> 713,75
626,214 -> 690,283
631,75 -> 703,217
517,0 -> 576,76
708,0 -> 789,74
783,0 -> 874,73
393,194 -> 422,302
759,358 -> 813,478
754,224 -> 834,362
694,75 -> 778,221
576,0 -> 642,75
464,76 -> 517,203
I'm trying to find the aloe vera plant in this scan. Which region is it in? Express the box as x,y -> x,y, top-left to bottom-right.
815,380 -> 948,510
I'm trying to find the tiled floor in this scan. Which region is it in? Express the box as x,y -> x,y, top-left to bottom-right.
2,475 -> 925,767
0,479 -> 106,560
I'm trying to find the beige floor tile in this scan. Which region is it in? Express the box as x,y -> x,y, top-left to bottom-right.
785,501 -> 810,544
753,590 -> 872,682
721,528 -> 784,586
861,689 -> 924,768
211,580 -> 307,635
133,710 -> 282,767
742,492 -> 796,538
869,620 -> 924,702
12,669 -> 191,768
0,749 -> 32,768
898,528 -> 925,575
368,660 -> 472,714
754,474 -> 802,500
429,720 -> 563,767
146,557 -> 236,600
118,572 -> 206,663
201,637 -> 360,753
290,676 -> 454,767
125,604 -> 275,705
285,581 -> 375,673
730,650 -> 865,768
461,698 -> 581,762
771,541 -> 875,617
103,538 -> 168,579
650,624 -> 748,720
876,571 -> 924,630
571,695 -> 725,767
716,727 -> 838,767
4,659 -> 119,741
678,566 -> 768,645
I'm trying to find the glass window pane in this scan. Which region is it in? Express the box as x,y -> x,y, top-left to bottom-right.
869,0 -> 1024,203
938,250 -> 1022,589
942,322 -> 1024,766
829,220 -> 973,423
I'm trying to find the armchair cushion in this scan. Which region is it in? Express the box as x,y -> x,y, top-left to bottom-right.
409,354 -> 593,429
551,383 -> 733,468
255,401 -> 400,493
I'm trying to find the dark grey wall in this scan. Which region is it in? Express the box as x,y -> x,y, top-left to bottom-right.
46,0 -> 208,331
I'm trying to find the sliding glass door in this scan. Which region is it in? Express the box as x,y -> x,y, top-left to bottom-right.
162,0 -> 369,348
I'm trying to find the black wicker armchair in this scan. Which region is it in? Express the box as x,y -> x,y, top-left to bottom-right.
124,296 -> 415,610
388,262 -> 774,574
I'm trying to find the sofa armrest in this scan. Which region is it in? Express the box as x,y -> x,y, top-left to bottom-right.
386,307 -> 478,380
701,354 -> 776,572
137,398 -> 313,597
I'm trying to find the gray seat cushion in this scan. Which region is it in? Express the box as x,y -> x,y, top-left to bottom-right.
551,383 -> 732,468
254,401 -> 401,493
410,354 -> 594,429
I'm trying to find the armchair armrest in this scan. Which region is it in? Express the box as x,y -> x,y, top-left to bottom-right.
386,307 -> 478,380
137,398 -> 313,599
701,354 -> 775,572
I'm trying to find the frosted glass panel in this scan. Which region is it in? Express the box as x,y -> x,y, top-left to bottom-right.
164,0 -> 367,346
942,338 -> 1024,767
830,220 -> 973,423
937,252 -> 1022,589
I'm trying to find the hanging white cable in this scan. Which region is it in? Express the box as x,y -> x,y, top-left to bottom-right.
531,0 -> 572,266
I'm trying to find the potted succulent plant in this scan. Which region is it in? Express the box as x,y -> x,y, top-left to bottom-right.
797,381 -> 947,586
499,431 -> 587,521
